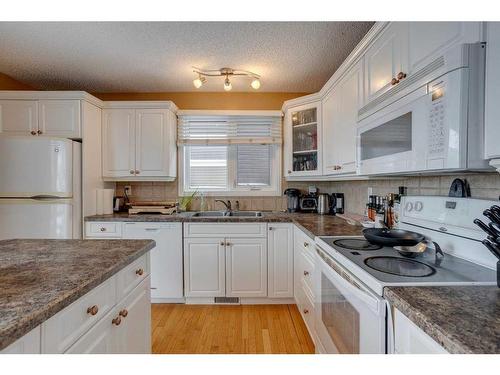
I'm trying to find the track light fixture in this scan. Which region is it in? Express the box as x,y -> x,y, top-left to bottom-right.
192,67 -> 261,91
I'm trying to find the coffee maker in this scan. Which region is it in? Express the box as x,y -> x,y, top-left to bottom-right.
330,193 -> 345,215
284,188 -> 301,212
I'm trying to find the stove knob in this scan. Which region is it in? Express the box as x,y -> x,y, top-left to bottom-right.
405,202 -> 414,212
414,201 -> 423,212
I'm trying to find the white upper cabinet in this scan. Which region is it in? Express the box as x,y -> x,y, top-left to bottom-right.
407,22 -> 482,76
0,100 -> 38,135
102,108 -> 136,178
485,22 -> 500,159
322,59 -> 363,175
0,99 -> 82,138
135,108 -> 175,177
363,23 -> 408,106
39,100 -> 81,138
283,101 -> 322,177
101,103 -> 177,181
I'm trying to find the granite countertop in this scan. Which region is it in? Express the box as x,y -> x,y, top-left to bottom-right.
0,238 -> 155,351
384,286 -> 500,354
85,212 -> 364,239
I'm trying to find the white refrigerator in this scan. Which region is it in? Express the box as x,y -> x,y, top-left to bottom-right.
0,135 -> 82,239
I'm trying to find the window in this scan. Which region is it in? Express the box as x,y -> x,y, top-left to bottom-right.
178,113 -> 282,196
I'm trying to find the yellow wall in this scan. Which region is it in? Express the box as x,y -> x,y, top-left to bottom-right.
92,92 -> 308,110
0,73 -> 33,90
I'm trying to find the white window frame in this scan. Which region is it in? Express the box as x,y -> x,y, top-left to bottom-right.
178,143 -> 282,197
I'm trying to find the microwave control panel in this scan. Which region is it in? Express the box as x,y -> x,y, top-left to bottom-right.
428,84 -> 446,156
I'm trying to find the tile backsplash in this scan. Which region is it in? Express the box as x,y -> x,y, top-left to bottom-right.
115,173 -> 500,216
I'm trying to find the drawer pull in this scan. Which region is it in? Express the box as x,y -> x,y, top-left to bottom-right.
87,305 -> 99,316
397,71 -> 407,80
303,242 -> 309,247
135,268 -> 144,276
130,170 -> 135,174
37,130 -> 43,135
30,130 -> 37,135
303,270 -> 310,276
303,309 -> 309,314
100,227 -> 107,232
112,316 -> 122,326
119,309 -> 128,318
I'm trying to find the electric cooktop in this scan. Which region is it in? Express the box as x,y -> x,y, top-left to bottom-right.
315,236 -> 497,295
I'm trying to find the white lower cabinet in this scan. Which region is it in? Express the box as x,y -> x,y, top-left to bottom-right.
184,237 -> 226,297
268,223 -> 294,298
226,238 -> 267,297
0,326 -> 41,354
393,308 -> 448,354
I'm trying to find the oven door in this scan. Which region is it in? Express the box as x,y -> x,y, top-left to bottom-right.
314,246 -> 386,354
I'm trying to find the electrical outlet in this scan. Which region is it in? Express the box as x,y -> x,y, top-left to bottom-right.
124,185 -> 132,196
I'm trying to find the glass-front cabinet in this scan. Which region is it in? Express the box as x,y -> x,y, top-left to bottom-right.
284,101 -> 322,177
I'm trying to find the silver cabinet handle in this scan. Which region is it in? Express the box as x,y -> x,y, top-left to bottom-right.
100,227 -> 106,232
303,270 -> 309,276
303,242 -> 309,247
220,241 -> 225,246
129,170 -> 135,174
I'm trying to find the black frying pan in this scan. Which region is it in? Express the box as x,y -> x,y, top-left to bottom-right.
362,228 -> 425,247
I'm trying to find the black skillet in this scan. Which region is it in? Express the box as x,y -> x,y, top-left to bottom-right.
362,228 -> 425,247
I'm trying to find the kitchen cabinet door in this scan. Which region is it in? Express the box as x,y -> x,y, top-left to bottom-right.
226,238 -> 267,297
323,60 -> 362,175
0,100 -> 38,135
268,224 -> 293,298
407,22 -> 482,77
123,222 -> 183,301
364,22 -> 408,105
39,100 -> 81,138
284,101 -> 322,178
116,277 -> 151,354
0,326 -> 41,354
135,108 -> 175,178
184,237 -> 226,297
485,22 -> 500,159
102,108 -> 136,178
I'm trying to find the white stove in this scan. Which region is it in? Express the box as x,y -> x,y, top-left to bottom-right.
312,196 -> 498,354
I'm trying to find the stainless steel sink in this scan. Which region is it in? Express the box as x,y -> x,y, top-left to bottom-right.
191,211 -> 262,217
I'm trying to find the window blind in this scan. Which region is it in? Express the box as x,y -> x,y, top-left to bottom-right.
186,146 -> 228,190
178,115 -> 282,145
236,145 -> 271,186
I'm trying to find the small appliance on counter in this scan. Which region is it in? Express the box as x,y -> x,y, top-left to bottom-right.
317,193 -> 330,215
283,188 -> 301,213
299,195 -> 318,212
330,193 -> 344,215
113,196 -> 126,212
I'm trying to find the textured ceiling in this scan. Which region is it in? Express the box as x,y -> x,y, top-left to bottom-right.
0,22 -> 373,93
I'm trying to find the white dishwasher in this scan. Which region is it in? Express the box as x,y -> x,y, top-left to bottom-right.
123,222 -> 184,302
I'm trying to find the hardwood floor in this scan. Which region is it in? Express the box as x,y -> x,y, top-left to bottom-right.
151,304 -> 315,354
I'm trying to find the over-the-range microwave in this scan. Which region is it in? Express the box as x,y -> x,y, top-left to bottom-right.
357,43 -> 491,175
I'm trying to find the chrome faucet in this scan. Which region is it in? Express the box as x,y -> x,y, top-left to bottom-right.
215,200 -> 232,214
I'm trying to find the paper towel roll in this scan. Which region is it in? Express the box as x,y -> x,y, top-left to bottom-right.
103,189 -> 114,215
96,189 -> 104,215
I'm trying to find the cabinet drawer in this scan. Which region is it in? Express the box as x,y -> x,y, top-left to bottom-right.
41,275 -> 117,353
294,225 -> 315,257
116,253 -> 150,300
85,222 -> 122,238
298,250 -> 315,298
296,283 -> 315,334
184,223 -> 267,238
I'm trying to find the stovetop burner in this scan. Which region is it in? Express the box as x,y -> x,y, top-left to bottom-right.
333,239 -> 382,251
364,256 -> 436,277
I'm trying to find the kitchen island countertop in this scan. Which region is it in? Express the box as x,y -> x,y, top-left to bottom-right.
85,211 -> 364,239
384,285 -> 500,354
0,238 -> 155,351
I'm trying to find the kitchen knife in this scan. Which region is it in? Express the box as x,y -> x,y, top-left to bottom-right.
482,239 -> 500,259
474,218 -> 498,237
491,205 -> 500,217
484,209 -> 500,225
487,235 -> 500,245
488,222 -> 500,237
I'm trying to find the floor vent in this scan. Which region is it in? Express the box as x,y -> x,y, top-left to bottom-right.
214,297 -> 240,304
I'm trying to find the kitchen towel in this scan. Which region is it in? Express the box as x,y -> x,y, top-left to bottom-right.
96,189 -> 104,215
103,189 -> 114,215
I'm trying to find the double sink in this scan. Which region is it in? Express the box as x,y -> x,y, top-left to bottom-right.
191,211 -> 263,218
